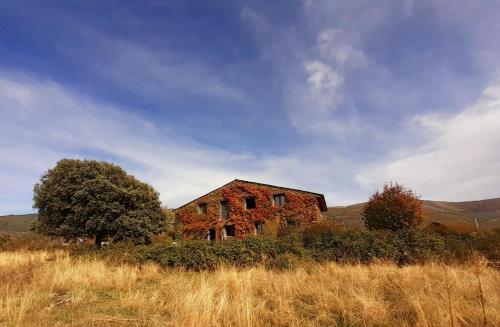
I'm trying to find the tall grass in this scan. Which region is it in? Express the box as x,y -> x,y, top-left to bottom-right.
0,251 -> 499,326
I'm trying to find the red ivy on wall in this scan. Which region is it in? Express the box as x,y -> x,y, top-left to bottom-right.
175,181 -> 321,239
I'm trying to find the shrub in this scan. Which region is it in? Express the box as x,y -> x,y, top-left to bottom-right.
161,208 -> 182,240
0,233 -> 9,250
138,242 -> 220,270
66,224 -> 498,270
425,223 -> 500,262
393,229 -> 447,264
266,253 -> 301,270
304,228 -> 400,263
303,225 -> 451,264
475,229 -> 500,261
425,221 -> 477,235
127,237 -> 305,270
302,221 -> 345,249
362,182 -> 424,231
0,233 -> 62,251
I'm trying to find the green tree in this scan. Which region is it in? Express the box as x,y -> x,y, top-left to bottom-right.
362,182 -> 424,231
33,159 -> 164,246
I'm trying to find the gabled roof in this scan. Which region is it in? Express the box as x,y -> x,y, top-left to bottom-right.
175,179 -> 328,212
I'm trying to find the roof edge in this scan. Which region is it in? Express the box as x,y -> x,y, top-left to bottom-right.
174,179 -> 328,211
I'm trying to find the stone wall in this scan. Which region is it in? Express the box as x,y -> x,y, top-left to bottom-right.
175,180 -> 323,240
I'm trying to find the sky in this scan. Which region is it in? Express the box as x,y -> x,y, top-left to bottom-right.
1,0 -> 500,214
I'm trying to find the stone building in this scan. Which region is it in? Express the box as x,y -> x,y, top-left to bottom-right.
174,179 -> 328,240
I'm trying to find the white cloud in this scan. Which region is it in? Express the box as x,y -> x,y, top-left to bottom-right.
281,25 -> 367,138
0,73 -> 244,213
0,72 -> 360,214
357,81 -> 500,201
284,56 -> 361,138
317,28 -> 366,68
304,60 -> 344,109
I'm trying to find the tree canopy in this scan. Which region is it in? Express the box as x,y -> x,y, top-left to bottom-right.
362,182 -> 424,231
33,159 -> 164,246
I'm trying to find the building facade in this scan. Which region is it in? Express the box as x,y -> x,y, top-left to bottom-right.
175,179 -> 328,240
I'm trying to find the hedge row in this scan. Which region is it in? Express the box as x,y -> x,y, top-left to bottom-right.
70,226 -> 500,270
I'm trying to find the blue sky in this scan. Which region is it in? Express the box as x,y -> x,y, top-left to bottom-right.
1,0 -> 500,214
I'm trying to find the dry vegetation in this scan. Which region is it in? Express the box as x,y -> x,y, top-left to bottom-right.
0,251 -> 499,327
326,197 -> 500,229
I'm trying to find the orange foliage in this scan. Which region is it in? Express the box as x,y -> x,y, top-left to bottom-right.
362,182 -> 424,231
175,181 -> 322,239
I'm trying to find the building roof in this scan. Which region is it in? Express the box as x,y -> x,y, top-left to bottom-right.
175,179 -> 328,212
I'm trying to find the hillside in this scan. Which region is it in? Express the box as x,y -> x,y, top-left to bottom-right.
326,197 -> 500,229
0,214 -> 37,233
2,197 -> 500,232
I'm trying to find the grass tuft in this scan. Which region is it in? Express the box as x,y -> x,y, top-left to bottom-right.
0,250 -> 499,326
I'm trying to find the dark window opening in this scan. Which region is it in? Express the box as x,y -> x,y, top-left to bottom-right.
208,228 -> 216,241
255,222 -> 264,235
220,200 -> 229,219
245,197 -> 256,209
225,225 -> 235,237
286,219 -> 298,226
273,194 -> 286,207
198,203 -> 207,214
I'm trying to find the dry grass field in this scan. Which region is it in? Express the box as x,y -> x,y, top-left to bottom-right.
0,251 -> 499,327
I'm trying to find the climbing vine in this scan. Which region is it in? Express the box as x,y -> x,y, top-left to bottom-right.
175,181 -> 322,239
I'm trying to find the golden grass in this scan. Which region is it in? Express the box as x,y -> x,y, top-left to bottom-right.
0,251 -> 499,327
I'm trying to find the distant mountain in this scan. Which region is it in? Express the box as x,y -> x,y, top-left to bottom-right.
0,214 -> 37,233
325,198 -> 500,229
2,197 -> 500,232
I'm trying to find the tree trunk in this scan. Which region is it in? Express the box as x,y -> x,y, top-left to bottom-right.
95,233 -> 104,248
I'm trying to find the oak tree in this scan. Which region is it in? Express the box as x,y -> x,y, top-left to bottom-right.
33,159 -> 164,246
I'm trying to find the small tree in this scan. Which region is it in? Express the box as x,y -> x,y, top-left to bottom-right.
33,159 -> 164,246
362,182 -> 424,231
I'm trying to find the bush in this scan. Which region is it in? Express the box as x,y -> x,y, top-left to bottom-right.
138,242 -> 219,270
67,224 -> 499,270
0,233 -> 9,250
0,233 -> 63,251
69,241 -> 139,265
304,225 -> 454,264
266,253 -> 301,270
393,229 -> 447,264
425,223 -> 500,262
82,237 -> 308,271
304,228 -> 400,263
362,183 -> 424,231
475,229 -> 500,261
161,208 -> 182,241
302,221 -> 345,248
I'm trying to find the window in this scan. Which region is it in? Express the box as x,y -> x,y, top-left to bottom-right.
245,197 -> 256,209
220,200 -> 229,219
197,203 -> 207,214
225,225 -> 235,237
286,219 -> 298,226
208,228 -> 216,241
255,222 -> 264,235
273,194 -> 286,207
